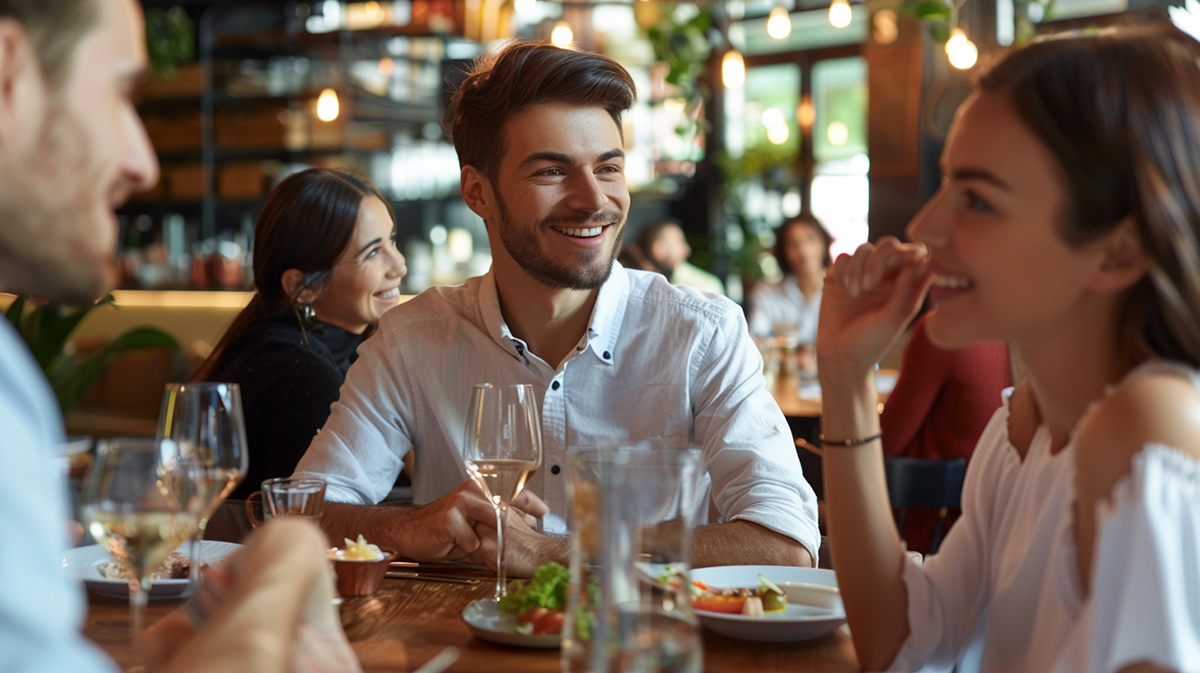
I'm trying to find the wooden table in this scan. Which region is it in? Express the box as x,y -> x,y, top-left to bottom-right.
85,569 -> 861,672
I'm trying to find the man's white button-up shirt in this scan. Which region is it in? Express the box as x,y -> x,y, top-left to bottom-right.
296,264 -> 820,555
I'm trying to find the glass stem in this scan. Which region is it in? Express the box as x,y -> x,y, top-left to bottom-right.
189,526 -> 204,591
495,503 -> 506,599
131,576 -> 150,640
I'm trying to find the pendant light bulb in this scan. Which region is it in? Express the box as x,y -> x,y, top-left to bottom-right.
722,49 -> 745,89
316,88 -> 339,122
551,21 -> 574,47
767,6 -> 792,40
828,0 -> 852,28
946,27 -> 979,69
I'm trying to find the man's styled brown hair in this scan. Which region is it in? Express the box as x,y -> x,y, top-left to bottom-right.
0,0 -> 98,88
446,41 -> 636,181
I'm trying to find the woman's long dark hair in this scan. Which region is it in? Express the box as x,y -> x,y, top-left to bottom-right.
978,26 -> 1200,367
193,168 -> 394,381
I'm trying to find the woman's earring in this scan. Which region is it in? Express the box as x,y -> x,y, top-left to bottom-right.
299,303 -> 316,322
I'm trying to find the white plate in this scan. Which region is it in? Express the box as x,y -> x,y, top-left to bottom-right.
462,599 -> 562,649
690,565 -> 846,642
60,540 -> 242,599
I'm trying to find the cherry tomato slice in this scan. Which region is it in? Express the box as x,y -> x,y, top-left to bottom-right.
693,595 -> 748,614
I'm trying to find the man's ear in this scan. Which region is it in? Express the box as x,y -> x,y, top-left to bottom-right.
0,18 -> 38,149
281,269 -> 319,305
1089,216 -> 1150,294
460,165 -> 496,223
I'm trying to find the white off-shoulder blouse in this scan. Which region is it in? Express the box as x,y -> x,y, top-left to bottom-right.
885,361 -> 1200,673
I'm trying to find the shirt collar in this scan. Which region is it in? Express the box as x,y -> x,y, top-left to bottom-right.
476,262 -> 630,367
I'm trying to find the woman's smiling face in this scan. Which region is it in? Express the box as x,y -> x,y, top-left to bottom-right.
311,196 -> 407,334
906,90 -> 1112,350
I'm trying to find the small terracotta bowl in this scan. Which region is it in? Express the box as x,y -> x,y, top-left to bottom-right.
330,549 -> 396,596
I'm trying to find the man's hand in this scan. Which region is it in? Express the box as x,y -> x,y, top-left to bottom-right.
469,506 -> 569,577
321,479 -> 517,563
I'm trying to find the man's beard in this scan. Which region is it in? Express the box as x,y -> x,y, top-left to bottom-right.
495,196 -> 625,291
0,100 -> 115,305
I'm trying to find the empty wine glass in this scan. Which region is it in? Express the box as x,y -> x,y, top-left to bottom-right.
157,382 -> 248,587
81,438 -> 198,639
464,383 -> 542,599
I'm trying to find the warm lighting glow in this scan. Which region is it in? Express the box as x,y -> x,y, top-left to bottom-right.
722,49 -> 745,89
945,27 -> 979,69
796,97 -> 815,128
872,9 -> 899,44
662,97 -> 687,115
514,0 -> 537,14
767,123 -> 790,145
828,0 -> 852,28
767,6 -> 792,40
378,57 -> 395,77
551,21 -> 574,47
317,88 -> 340,122
827,120 -> 849,146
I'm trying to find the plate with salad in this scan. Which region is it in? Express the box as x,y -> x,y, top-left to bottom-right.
462,562 -> 566,649
689,565 -> 846,642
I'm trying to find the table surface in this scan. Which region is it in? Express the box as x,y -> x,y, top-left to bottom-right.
85,567 -> 861,672
770,370 -> 896,419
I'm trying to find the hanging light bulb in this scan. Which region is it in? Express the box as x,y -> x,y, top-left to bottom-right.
767,6 -> 792,40
796,96 -> 816,129
551,21 -> 574,47
316,88 -> 339,122
828,0 -> 852,28
722,49 -> 745,89
514,0 -> 536,15
945,27 -> 979,69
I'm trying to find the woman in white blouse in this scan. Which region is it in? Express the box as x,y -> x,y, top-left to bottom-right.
816,27 -> 1200,673
747,213 -> 833,342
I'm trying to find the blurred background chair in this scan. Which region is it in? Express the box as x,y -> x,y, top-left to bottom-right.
883,456 -> 966,555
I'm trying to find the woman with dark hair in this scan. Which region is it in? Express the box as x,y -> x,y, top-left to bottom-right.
195,168 -> 406,499
747,213 -> 833,342
817,28 -> 1200,672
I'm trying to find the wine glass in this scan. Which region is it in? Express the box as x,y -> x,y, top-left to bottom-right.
157,382 -> 249,587
81,438 -> 198,638
464,383 -> 543,599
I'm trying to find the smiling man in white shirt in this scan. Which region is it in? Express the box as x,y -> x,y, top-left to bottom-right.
297,41 -> 819,572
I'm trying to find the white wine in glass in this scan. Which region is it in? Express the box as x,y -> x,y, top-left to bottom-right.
81,438 -> 198,639
157,382 -> 248,587
465,383 -> 542,600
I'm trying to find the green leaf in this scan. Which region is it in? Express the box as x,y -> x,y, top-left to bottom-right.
928,20 -> 951,43
913,0 -> 952,20
52,327 -> 181,413
4,296 -> 25,330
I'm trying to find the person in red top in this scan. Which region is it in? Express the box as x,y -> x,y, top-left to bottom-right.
879,311 -> 1011,553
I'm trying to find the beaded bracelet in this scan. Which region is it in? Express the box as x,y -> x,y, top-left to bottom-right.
818,433 -> 883,448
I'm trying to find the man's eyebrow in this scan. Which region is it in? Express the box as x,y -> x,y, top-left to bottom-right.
357,237 -> 384,256
950,167 -> 1012,192
518,149 -> 626,168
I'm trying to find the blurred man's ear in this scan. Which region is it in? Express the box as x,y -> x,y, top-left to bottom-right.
0,18 -> 36,149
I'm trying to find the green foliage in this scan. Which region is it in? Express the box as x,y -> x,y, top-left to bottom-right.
145,6 -> 195,79
643,6 -> 717,149
899,0 -> 1054,44
3,295 -> 181,413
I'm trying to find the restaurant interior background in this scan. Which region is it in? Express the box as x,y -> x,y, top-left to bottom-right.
10,0 -> 1185,436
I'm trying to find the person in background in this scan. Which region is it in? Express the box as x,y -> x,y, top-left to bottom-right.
194,168 -> 406,499
748,213 -> 833,343
879,311 -> 1011,554
0,2 -> 355,671
637,218 -> 726,296
818,27 -> 1200,672
295,41 -> 820,574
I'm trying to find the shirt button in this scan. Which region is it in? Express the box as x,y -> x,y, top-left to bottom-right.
551,465 -> 561,475
551,381 -> 560,391
602,351 -> 611,360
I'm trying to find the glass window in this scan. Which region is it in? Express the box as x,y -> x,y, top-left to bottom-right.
811,57 -> 868,258
739,7 -> 867,56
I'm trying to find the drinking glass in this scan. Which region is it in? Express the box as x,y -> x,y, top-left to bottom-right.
157,382 -> 248,587
81,438 -> 199,639
245,475 -> 327,526
464,383 -> 542,599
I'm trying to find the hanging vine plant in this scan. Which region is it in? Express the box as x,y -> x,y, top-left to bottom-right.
144,6 -> 195,79
900,0 -> 1055,44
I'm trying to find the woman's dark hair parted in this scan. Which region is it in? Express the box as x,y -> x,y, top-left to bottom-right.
446,41 -> 637,182
774,213 -> 833,274
978,27 -> 1200,367
193,168 -> 393,380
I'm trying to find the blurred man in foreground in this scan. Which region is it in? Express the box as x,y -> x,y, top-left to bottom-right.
0,2 -> 355,671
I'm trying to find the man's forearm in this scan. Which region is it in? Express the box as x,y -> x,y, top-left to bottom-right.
321,502 -> 422,558
692,520 -> 814,568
